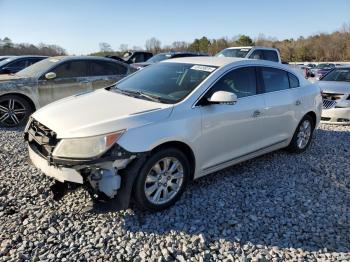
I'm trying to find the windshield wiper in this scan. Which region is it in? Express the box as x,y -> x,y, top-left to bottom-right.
114,87 -> 165,103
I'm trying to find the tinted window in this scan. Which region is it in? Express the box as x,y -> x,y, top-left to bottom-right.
90,61 -> 127,76
263,50 -> 279,62
130,53 -> 144,63
208,67 -> 257,98
7,59 -> 27,68
321,68 -> 350,82
261,67 -> 289,92
249,50 -> 263,60
27,58 -> 43,66
53,61 -> 89,78
288,73 -> 300,88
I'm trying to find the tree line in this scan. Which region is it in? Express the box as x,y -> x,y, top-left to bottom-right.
2,22 -> 349,62
94,23 -> 350,62
0,37 -> 66,56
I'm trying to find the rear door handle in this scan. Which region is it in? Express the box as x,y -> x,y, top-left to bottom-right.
295,100 -> 302,106
252,110 -> 262,118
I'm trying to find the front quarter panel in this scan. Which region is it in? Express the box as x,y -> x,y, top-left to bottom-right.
117,105 -> 201,157
0,78 -> 40,109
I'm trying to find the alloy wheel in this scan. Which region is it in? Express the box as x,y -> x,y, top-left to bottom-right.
297,119 -> 312,149
0,98 -> 27,126
144,157 -> 184,205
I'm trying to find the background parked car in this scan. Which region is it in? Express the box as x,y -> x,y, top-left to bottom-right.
0,56 -> 130,127
316,66 -> 350,124
0,55 -> 13,62
106,51 -> 153,64
312,63 -> 336,79
215,46 -> 282,63
130,52 -> 207,70
0,55 -> 47,74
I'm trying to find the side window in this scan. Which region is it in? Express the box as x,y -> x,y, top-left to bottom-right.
90,61 -> 127,76
26,58 -> 42,67
263,50 -> 279,62
249,50 -> 263,60
288,73 -> 300,88
7,59 -> 27,68
145,53 -> 153,60
52,61 -> 89,78
207,67 -> 257,99
133,53 -> 144,63
261,67 -> 289,92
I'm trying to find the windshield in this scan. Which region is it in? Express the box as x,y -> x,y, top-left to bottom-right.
113,62 -> 217,104
146,53 -> 172,63
321,68 -> 350,82
316,63 -> 334,69
215,48 -> 251,58
16,57 -> 62,77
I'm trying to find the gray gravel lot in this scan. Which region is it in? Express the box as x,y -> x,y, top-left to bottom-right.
0,124 -> 350,261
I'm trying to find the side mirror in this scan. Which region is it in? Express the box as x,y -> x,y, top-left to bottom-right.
310,73 -> 315,78
45,72 -> 56,80
208,91 -> 237,105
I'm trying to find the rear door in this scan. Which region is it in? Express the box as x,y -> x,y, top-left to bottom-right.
37,60 -> 92,106
259,66 -> 302,145
89,60 -> 128,90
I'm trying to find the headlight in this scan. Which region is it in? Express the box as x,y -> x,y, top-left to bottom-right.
52,130 -> 124,159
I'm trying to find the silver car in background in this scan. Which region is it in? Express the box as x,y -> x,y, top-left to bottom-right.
0,56 -> 131,127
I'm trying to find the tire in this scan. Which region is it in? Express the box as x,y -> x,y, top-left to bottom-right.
0,95 -> 32,127
287,115 -> 315,153
133,147 -> 190,211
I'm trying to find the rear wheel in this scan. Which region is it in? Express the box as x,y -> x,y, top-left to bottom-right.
287,115 -> 314,153
133,148 -> 190,211
0,95 -> 32,127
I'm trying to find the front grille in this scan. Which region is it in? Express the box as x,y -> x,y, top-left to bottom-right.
26,119 -> 58,158
322,99 -> 337,109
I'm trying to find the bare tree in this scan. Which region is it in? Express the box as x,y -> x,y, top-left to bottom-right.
99,42 -> 113,52
145,37 -> 161,54
119,44 -> 129,52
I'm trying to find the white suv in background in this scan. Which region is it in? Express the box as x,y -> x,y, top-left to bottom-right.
25,57 -> 321,211
216,46 -> 282,63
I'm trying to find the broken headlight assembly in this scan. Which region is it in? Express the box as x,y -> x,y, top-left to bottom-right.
52,130 -> 125,159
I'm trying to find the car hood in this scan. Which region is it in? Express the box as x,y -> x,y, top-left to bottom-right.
316,81 -> 350,94
32,89 -> 174,138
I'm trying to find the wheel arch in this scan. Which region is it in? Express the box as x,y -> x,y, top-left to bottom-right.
0,92 -> 36,112
149,140 -> 196,180
305,111 -> 317,127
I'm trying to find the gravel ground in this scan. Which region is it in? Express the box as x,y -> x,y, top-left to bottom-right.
0,124 -> 349,261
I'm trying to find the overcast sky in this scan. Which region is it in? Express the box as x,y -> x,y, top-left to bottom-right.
1,0 -> 349,55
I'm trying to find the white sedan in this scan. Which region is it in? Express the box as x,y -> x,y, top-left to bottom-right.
25,57 -> 322,211
316,66 -> 350,125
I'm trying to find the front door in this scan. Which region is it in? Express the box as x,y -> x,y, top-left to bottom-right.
38,60 -> 92,106
197,66 -> 267,172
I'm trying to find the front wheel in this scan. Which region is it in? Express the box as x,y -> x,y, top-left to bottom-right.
133,148 -> 190,211
0,95 -> 32,127
287,115 -> 315,153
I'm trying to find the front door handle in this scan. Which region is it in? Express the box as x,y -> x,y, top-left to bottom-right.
295,100 -> 302,106
252,110 -> 261,118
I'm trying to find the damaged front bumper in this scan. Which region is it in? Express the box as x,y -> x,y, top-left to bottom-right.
24,120 -> 146,209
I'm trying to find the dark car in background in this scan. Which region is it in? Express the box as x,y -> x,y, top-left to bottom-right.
0,55 -> 48,74
106,51 -> 153,65
312,63 -> 336,79
130,52 -> 207,70
0,56 -> 14,62
0,56 -> 131,127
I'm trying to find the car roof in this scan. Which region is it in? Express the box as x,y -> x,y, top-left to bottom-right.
12,55 -> 48,58
49,55 -> 126,63
164,56 -> 296,72
225,46 -> 278,51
